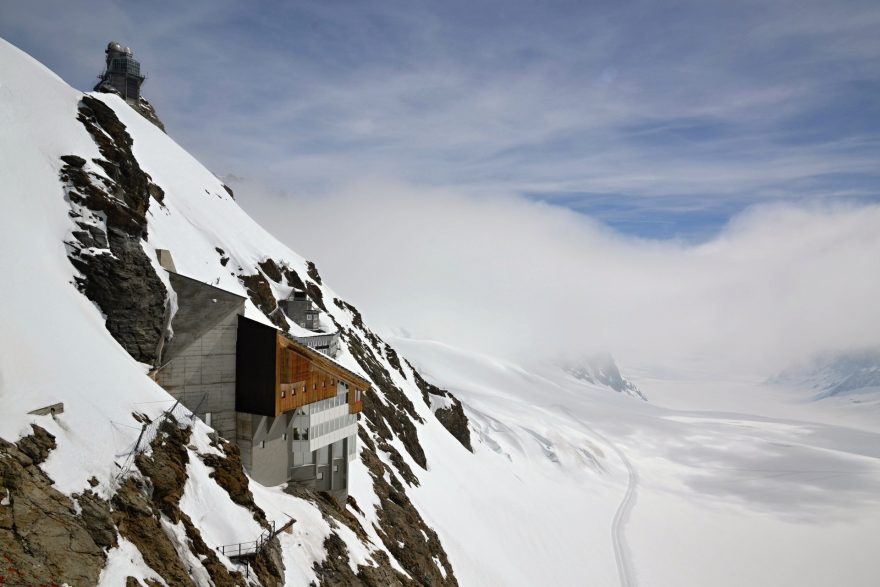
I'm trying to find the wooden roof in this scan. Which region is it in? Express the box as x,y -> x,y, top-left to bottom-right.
276,331 -> 371,391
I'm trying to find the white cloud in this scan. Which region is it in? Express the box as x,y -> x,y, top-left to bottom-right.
234,178 -> 880,376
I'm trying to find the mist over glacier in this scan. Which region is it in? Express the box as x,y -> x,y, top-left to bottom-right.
236,178 -> 880,377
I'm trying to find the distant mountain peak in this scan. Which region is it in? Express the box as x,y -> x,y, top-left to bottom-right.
774,348 -> 880,399
561,353 -> 646,400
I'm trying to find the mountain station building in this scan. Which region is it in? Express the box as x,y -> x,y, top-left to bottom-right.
152,253 -> 368,500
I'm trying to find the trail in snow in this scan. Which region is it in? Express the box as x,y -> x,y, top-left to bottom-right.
610,444 -> 638,587
561,411 -> 638,587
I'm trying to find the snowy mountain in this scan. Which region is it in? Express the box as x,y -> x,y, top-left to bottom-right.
561,354 -> 646,400
2,36 -> 880,587
0,36 -> 465,586
774,349 -> 880,399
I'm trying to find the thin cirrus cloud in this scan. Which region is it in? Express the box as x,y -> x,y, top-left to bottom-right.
2,0 -> 879,237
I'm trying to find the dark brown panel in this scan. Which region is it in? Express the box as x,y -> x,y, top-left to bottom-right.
235,316 -> 277,416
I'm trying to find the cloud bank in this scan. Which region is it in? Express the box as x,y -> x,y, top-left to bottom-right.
235,180 -> 880,375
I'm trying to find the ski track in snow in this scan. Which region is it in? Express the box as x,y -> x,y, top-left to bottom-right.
564,412 -> 638,587
610,444 -> 638,587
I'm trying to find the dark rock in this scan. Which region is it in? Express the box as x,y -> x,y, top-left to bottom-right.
133,420 -> 190,521
283,266 -> 306,290
180,512 -> 247,587
69,230 -> 168,364
61,96 -> 169,365
313,532 -> 418,587
216,247 -> 230,266
284,486 -> 414,587
360,449 -> 458,586
345,331 -> 426,469
72,221 -> 109,249
346,495 -> 363,516
305,281 -> 327,312
384,344 -> 406,380
251,537 -> 286,587
131,96 -> 166,133
112,478 -> 196,587
306,261 -> 322,285
15,425 -> 56,465
200,439 -> 268,527
76,490 -> 118,549
411,369 -> 472,452
239,271 -> 288,331
258,258 -> 283,283
0,432 -> 107,586
433,402 -> 473,453
147,182 -> 165,205
60,154 -> 87,168
222,184 -> 235,199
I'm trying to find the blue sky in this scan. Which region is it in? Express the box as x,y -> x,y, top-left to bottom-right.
3,0 -> 879,239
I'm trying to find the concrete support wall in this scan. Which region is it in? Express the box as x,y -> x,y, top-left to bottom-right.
156,309 -> 239,440
247,414 -> 291,487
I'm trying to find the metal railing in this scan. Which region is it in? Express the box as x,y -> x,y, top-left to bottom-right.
216,520 -> 278,559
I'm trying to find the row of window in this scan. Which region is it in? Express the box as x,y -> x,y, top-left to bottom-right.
280,377 -> 336,398
307,413 -> 356,439
107,58 -> 141,75
292,391 -> 347,414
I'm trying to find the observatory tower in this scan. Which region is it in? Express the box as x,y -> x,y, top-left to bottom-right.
94,41 -> 145,103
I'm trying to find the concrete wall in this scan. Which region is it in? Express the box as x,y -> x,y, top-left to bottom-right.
156,309 -> 240,440
248,414 -> 291,487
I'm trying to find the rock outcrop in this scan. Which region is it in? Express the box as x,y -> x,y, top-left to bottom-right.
61,95 -> 168,365
411,368 -> 473,452
0,426 -> 107,586
201,438 -> 269,527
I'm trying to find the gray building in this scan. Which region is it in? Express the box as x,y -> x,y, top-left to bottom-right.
279,290 -> 321,331
94,41 -> 145,103
152,252 -> 368,500
281,289 -> 341,358
292,331 -> 340,358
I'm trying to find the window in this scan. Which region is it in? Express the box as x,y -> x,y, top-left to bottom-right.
260,440 -> 265,449
282,433 -> 288,441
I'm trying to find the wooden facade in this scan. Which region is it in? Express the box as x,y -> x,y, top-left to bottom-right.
236,316 -> 369,418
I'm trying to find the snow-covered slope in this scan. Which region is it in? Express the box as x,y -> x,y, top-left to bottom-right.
0,36 -> 462,586
394,337 -> 880,587
2,34 -> 879,587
